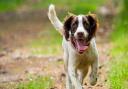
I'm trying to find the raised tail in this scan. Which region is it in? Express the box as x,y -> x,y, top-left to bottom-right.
48,4 -> 64,35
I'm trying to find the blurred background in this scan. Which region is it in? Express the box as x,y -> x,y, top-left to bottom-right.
0,0 -> 127,89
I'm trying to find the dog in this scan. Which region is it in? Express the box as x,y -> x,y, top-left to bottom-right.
48,4 -> 99,89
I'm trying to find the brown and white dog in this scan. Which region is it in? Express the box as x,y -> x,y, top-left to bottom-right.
48,4 -> 99,89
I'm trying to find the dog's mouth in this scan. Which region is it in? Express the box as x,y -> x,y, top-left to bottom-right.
71,37 -> 89,54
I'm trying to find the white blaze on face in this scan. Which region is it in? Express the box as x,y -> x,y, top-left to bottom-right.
74,15 -> 88,38
73,15 -> 89,53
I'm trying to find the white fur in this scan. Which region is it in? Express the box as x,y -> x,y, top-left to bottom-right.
74,15 -> 88,38
48,4 -> 98,89
48,4 -> 63,35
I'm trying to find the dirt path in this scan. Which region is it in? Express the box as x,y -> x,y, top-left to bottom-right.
0,20 -> 112,89
0,4 -> 115,88
0,44 -> 110,89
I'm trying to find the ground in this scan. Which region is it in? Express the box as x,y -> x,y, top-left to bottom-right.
0,9 -> 112,89
0,19 -> 110,89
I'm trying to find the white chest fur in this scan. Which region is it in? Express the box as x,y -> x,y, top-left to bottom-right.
62,37 -> 98,70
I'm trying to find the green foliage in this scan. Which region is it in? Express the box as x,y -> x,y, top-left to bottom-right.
0,0 -> 25,12
108,0 -> 128,89
32,0 -> 104,14
0,0 -> 104,13
123,0 -> 128,9
17,76 -> 53,89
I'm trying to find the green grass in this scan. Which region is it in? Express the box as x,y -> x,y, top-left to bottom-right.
0,0 -> 105,13
0,0 -> 105,56
108,2 -> 128,89
0,0 -> 25,12
108,55 -> 128,89
29,27 -> 62,56
27,0 -> 105,56
31,0 -> 105,14
17,76 -> 53,89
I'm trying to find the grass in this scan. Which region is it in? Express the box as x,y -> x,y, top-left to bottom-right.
0,1 -> 107,88
17,76 -> 54,89
29,26 -> 62,56
32,0 -> 104,14
27,0 -> 105,56
108,2 -> 128,89
0,0 -> 25,12
0,0 -> 105,56
0,0 -> 105,14
108,55 -> 128,89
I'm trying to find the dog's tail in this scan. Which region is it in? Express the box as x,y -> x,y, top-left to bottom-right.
48,4 -> 63,35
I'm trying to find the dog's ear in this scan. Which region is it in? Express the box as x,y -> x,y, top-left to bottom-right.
68,12 -> 75,16
87,14 -> 99,36
64,16 -> 74,41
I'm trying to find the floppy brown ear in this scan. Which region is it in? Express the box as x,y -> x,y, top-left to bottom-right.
63,16 -> 74,41
87,14 -> 99,40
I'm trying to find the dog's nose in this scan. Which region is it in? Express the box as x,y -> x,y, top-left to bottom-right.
77,32 -> 84,37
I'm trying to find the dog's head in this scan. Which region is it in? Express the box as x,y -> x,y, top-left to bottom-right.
64,14 -> 98,54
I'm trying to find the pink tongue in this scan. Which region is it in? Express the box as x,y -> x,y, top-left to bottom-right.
76,41 -> 88,53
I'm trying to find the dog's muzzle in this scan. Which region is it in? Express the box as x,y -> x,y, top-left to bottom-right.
71,33 -> 89,54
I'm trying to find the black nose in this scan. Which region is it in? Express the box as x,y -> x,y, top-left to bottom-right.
77,32 -> 84,37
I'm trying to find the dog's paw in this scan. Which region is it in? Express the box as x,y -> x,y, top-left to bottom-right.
89,74 -> 97,86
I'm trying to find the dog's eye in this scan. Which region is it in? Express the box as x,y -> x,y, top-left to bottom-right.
83,20 -> 88,26
72,22 -> 77,28
83,21 -> 89,29
71,22 -> 78,33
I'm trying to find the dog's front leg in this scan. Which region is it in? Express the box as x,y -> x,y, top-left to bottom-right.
66,72 -> 73,89
68,65 -> 83,89
63,50 -> 73,89
64,60 -> 73,89
90,58 -> 98,85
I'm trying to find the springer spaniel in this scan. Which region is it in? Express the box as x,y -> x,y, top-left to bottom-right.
48,4 -> 99,89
